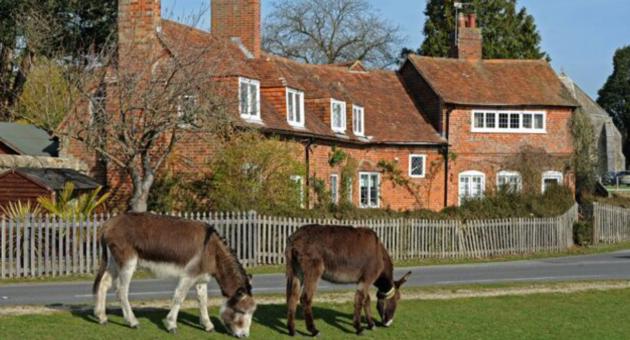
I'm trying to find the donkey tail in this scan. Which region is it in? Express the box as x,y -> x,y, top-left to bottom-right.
285,246 -> 301,300
92,235 -> 108,295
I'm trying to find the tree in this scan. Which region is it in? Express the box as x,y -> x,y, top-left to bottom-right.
598,45 -> 630,159
263,0 -> 403,68
410,0 -> 547,60
0,0 -> 116,120
64,21 -> 237,213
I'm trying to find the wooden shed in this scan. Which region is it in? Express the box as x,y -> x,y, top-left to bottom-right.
0,168 -> 99,209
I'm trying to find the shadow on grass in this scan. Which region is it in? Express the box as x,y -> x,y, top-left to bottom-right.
253,304 -> 356,336
66,306 -> 232,335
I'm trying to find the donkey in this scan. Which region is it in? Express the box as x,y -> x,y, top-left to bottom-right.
93,213 -> 256,338
285,224 -> 411,336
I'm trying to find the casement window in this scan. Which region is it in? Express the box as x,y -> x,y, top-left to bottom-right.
89,86 -> 106,124
496,171 -> 522,192
177,95 -> 197,124
472,110 -> 546,133
290,175 -> 305,208
542,171 -> 563,193
459,170 -> 485,204
352,105 -> 364,136
359,172 -> 380,208
330,174 -> 339,204
239,77 -> 260,120
409,154 -> 427,178
331,99 -> 347,133
286,88 -> 305,127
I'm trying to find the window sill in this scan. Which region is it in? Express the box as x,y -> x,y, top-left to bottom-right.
470,129 -> 547,134
241,115 -> 264,124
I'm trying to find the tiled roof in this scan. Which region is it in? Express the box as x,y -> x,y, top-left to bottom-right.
254,55 -> 445,144
407,55 -> 579,108
559,74 -> 609,117
159,21 -> 445,146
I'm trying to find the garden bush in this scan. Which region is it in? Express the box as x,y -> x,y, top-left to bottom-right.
573,221 -> 593,246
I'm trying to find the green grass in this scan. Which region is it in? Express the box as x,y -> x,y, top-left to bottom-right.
2,287 -> 630,339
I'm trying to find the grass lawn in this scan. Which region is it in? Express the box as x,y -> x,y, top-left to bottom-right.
2,287 -> 630,339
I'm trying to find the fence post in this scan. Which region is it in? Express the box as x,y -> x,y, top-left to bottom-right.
249,210 -> 258,267
592,202 -> 599,245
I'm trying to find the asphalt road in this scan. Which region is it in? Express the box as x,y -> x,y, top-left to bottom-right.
2,250 -> 630,306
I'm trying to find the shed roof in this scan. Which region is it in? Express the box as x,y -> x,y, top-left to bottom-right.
3,168 -> 100,191
0,123 -> 58,156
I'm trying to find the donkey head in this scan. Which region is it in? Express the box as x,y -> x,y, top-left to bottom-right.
220,286 -> 257,338
376,271 -> 411,327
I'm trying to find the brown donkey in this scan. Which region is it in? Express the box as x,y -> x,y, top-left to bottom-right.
285,225 -> 411,336
93,213 -> 256,337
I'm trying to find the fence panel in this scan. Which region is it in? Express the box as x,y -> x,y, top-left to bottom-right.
593,203 -> 630,244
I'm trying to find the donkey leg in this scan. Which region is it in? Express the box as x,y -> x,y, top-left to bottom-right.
353,287 -> 367,335
117,257 -> 139,328
94,270 -> 113,324
286,274 -> 302,337
164,276 -> 195,333
195,283 -> 214,332
363,293 -> 375,330
301,263 -> 323,337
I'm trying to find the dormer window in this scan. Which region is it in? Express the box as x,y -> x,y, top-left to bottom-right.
286,88 -> 304,127
352,105 -> 364,136
239,77 -> 260,121
331,99 -> 346,133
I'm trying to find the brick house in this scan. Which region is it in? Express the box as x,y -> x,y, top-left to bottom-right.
63,1 -> 579,211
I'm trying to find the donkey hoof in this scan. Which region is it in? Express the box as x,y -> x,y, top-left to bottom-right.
367,324 -> 375,331
204,326 -> 215,333
169,328 -> 177,335
99,320 -> 108,326
310,330 -> 320,338
356,329 -> 365,336
129,323 -> 139,329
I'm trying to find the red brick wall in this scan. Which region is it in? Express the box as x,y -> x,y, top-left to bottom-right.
302,142 -> 446,211
211,0 -> 261,58
445,106 -> 575,206
261,87 -> 287,121
118,0 -> 161,68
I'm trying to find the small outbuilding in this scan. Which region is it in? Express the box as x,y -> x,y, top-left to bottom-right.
0,123 -> 58,156
0,168 -> 100,208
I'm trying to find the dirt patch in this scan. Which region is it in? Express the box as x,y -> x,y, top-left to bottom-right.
3,281 -> 630,317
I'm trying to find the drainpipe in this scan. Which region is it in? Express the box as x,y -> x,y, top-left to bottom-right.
303,138 -> 314,208
443,106 -> 454,208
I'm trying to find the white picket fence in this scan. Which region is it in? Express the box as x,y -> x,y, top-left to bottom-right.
0,205 -> 578,279
593,202 -> 630,244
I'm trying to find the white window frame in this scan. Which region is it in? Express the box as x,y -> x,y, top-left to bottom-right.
359,172 -> 380,208
471,110 -> 546,133
542,171 -> 563,193
496,170 -> 522,192
330,99 -> 347,133
290,175 -> 305,208
352,105 -> 364,136
286,88 -> 305,127
330,174 -> 339,204
458,170 -> 486,205
409,154 -> 427,178
239,77 -> 261,121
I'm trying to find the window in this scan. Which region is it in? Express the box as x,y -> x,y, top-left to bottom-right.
459,171 -> 485,204
352,105 -> 364,136
471,110 -> 546,133
239,78 -> 260,120
497,171 -> 522,192
291,175 -> 305,208
542,171 -> 563,193
89,86 -> 106,125
286,88 -> 304,127
177,95 -> 197,125
409,154 -> 426,178
331,99 -> 346,133
330,174 -> 339,204
359,172 -> 380,208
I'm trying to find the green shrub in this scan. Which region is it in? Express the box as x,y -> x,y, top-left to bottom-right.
573,221 -> 593,246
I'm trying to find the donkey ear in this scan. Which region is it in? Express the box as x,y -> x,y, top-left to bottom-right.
395,271 -> 412,288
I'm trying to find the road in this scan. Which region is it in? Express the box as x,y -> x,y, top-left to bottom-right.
2,250 -> 630,306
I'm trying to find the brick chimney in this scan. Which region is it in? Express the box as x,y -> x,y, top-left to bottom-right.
211,0 -> 261,58
451,12 -> 482,60
118,0 -> 162,66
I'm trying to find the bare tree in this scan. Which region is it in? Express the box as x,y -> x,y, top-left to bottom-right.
63,17 -> 239,213
263,0 -> 403,68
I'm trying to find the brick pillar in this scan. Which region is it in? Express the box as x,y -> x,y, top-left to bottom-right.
450,13 -> 482,60
211,0 -> 261,58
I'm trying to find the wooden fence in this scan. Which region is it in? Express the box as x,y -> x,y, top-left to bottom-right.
0,205 -> 578,279
593,203 -> 630,244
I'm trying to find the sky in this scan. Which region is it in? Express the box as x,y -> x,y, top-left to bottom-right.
161,0 -> 630,99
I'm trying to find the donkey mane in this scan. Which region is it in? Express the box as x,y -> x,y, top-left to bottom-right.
211,227 -> 252,294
